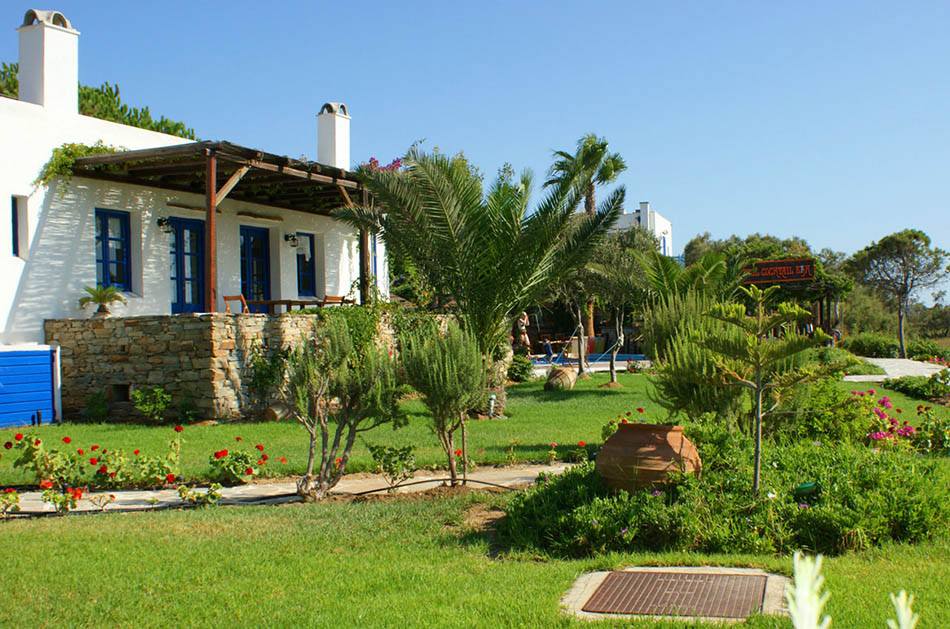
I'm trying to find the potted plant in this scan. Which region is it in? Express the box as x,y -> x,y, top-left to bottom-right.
78,285 -> 126,318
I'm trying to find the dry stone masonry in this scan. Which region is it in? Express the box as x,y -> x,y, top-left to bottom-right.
45,314 -> 322,420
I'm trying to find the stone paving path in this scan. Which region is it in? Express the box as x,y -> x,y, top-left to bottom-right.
13,463 -> 569,516
843,357 -> 945,382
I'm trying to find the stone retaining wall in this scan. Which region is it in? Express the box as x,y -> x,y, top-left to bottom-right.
45,314 -> 323,420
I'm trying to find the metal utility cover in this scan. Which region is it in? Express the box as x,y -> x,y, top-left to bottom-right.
581,571 -> 767,619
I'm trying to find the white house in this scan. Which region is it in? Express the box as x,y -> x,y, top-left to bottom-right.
0,9 -> 388,347
613,201 -> 674,256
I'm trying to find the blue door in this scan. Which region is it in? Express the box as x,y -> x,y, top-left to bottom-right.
169,217 -> 205,314
240,226 -> 270,312
0,349 -> 55,427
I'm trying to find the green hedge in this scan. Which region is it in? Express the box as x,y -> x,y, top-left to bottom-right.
841,333 -> 899,358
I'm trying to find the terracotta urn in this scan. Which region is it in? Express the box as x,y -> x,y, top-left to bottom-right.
595,423 -> 701,492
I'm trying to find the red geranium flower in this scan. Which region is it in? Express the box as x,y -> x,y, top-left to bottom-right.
165,473 -> 176,484
14,433 -> 23,441
174,425 -> 184,433
578,441 -> 587,447
235,436 -> 243,442
39,479 -> 53,489
334,457 -> 343,467
3,487 -> 15,494
549,442 -> 558,448
97,465 -> 108,474
89,457 -> 98,465
2,442 -> 11,450
133,449 -> 140,456
257,459 -> 264,466
34,439 -> 41,446
244,467 -> 254,476
108,472 -> 116,479
636,407 -> 645,413
279,457 -> 288,464
255,444 -> 265,452
213,449 -> 228,460
621,418 -> 628,424
454,448 -> 463,457
261,453 -> 269,462
62,436 -> 72,444
91,444 -> 99,451
77,448 -> 84,455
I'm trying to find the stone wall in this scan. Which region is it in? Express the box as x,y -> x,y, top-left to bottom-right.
45,314 -> 321,420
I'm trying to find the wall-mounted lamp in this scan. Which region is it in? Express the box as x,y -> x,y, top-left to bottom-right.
156,217 -> 173,234
284,232 -> 299,248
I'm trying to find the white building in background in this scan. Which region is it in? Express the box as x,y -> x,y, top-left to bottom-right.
613,201 -> 673,256
0,9 -> 388,346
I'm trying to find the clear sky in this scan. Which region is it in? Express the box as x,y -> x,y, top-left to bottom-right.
4,1 -> 949,256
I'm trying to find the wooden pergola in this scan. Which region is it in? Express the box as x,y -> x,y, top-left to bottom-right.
72,141 -> 373,309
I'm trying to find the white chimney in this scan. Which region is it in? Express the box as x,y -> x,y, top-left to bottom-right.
317,102 -> 350,170
639,201 -> 650,211
17,9 -> 79,114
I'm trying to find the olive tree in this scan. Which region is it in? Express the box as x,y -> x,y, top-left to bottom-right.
400,321 -> 486,486
285,316 -> 405,500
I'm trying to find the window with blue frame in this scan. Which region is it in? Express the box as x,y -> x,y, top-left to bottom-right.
10,197 -> 18,257
296,232 -> 316,297
95,209 -> 132,290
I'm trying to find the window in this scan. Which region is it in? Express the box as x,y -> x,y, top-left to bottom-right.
10,196 -> 26,258
95,209 -> 132,290
296,233 -> 316,297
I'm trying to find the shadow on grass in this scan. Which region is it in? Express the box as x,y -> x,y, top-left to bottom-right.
507,387 -> 631,404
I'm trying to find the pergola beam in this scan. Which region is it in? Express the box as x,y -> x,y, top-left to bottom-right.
215,166 -> 250,207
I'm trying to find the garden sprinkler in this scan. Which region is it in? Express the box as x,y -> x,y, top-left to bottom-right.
488,393 -> 497,418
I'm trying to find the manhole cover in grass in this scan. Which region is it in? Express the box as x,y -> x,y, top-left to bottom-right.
581,571 -> 767,619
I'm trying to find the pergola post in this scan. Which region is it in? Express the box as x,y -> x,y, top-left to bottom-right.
358,188 -> 372,304
205,148 -> 217,312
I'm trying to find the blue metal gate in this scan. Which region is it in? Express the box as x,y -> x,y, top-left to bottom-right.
0,348 -> 56,427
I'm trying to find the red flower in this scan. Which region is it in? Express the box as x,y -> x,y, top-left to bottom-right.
255,444 -> 265,452
97,465 -> 108,474
174,425 -> 184,433
108,472 -> 116,479
244,467 -> 254,476
133,449 -> 140,456
91,444 -> 100,451
34,439 -> 41,446
625,411 -> 632,416
261,453 -> 269,462
578,441 -> 587,447
235,436 -> 243,442
334,457 -> 343,467
14,433 -> 23,441
454,448 -> 463,457
89,457 -> 98,465
257,459 -> 264,466
549,442 -> 557,448
3,487 -> 15,494
62,436 -> 72,444
636,407 -> 645,414
102,448 -> 108,454
621,418 -> 628,424
39,479 -> 53,489
77,448 -> 84,455
68,487 -> 83,500
165,473 -> 176,484
279,457 -> 288,465
213,449 -> 228,460
2,442 -> 11,450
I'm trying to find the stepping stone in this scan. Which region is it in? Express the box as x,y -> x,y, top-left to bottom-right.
562,566 -> 789,623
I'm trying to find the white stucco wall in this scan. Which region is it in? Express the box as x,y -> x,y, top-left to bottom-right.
0,96 -> 368,345
612,202 -> 673,256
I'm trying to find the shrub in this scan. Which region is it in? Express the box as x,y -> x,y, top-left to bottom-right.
366,444 -> 416,492
912,405 -> 950,455
131,386 -> 171,423
805,347 -> 885,376
247,344 -> 289,406
772,378 -> 871,443
208,448 -> 258,485
841,333 -> 899,358
82,391 -> 109,422
499,429 -> 949,557
507,354 -> 534,382
907,339 -> 949,361
883,369 -> 950,401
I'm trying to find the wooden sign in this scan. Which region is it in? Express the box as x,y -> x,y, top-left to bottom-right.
742,258 -> 815,285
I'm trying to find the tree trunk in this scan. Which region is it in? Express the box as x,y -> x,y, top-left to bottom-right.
297,428 -> 319,499
897,302 -> 907,358
752,385 -> 763,493
575,303 -> 588,379
444,429 -> 458,486
584,184 -> 596,339
609,307 -> 623,385
461,418 -> 468,486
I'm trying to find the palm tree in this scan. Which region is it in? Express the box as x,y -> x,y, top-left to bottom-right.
78,285 -> 126,317
545,134 -> 627,338
335,147 -> 624,410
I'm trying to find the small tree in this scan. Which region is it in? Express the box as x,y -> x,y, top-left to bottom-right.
703,285 -> 826,492
78,285 -> 126,317
285,317 -> 405,500
400,321 -> 486,486
848,229 -> 949,357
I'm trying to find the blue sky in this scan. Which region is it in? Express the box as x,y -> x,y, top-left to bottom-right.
4,2 -> 949,256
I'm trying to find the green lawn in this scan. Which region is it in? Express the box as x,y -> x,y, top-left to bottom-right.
1,373 -> 946,488
1,491 -> 947,627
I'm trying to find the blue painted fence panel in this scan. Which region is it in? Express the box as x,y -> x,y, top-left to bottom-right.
0,350 -> 55,428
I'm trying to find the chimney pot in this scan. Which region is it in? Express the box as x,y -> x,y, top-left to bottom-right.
317,102 -> 351,170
